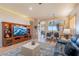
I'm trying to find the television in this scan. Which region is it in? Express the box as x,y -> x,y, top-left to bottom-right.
13,25 -> 28,36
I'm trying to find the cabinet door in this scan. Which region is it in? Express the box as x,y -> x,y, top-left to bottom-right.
2,22 -> 13,47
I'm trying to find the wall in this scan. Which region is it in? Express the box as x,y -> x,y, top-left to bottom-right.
0,22 -> 2,47
64,17 -> 70,28
0,9 -> 31,25
31,18 -> 39,41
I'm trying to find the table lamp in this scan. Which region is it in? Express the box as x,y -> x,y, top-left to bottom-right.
63,29 -> 71,39
63,29 -> 71,34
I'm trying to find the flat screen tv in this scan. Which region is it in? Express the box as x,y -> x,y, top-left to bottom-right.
13,25 -> 28,36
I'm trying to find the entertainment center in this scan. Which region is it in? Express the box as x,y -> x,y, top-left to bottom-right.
2,22 -> 32,47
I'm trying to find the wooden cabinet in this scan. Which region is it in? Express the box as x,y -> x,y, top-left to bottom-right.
2,22 -> 32,47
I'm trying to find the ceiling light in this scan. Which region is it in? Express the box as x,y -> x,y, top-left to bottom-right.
29,7 -> 32,11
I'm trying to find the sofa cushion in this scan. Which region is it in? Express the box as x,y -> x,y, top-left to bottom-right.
71,36 -> 77,43
76,38 -> 79,47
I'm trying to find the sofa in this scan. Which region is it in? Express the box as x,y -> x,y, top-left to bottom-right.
64,36 -> 79,56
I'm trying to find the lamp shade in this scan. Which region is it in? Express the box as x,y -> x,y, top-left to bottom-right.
63,29 -> 71,34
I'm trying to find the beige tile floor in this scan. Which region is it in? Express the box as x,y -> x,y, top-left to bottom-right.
47,39 -> 56,47
0,40 -> 29,54
0,39 -> 57,55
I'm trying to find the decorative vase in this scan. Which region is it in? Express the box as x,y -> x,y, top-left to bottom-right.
31,41 -> 35,45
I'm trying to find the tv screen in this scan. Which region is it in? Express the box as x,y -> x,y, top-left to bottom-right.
13,25 -> 28,36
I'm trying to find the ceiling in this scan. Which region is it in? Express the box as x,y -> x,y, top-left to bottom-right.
0,3 -> 77,19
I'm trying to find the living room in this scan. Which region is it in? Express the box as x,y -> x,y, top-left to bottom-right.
0,3 -> 79,56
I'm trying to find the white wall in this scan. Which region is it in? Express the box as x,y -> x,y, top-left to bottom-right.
0,17 -> 30,25
0,22 -> 2,47
0,9 -> 31,25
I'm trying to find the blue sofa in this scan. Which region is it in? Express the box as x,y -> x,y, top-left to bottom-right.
65,36 -> 79,56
